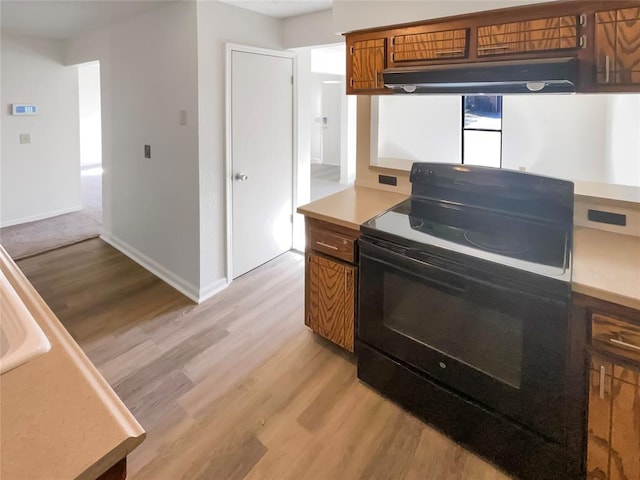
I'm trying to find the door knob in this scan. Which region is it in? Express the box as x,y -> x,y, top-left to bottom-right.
235,173 -> 248,181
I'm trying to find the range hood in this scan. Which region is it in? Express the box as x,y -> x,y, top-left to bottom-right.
383,57 -> 579,94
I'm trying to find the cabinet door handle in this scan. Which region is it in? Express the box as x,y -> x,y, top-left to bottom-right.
610,337 -> 640,352
316,241 -> 338,251
599,365 -> 606,399
374,69 -> 378,88
605,55 -> 611,84
579,13 -> 587,27
579,35 -> 587,49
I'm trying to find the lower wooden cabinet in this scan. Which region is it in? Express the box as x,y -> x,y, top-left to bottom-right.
306,253 -> 356,352
579,293 -> 640,480
303,218 -> 359,352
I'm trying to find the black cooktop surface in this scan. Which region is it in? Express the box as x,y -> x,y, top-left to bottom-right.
362,198 -> 571,280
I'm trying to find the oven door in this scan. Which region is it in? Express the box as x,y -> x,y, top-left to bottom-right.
358,238 -> 570,442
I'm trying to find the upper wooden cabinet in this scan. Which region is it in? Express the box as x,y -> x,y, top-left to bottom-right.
595,7 -> 640,86
348,37 -> 386,93
477,15 -> 580,57
344,0 -> 640,95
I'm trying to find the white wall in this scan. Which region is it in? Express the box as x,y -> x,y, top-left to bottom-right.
283,9 -> 340,48
1,33 -> 81,227
65,2 -> 202,299
502,95 -> 608,182
332,0 -> 542,34
374,95 -> 461,167
78,62 -> 101,167
64,1 -> 288,301
369,93 -> 640,187
605,95 -> 640,187
196,0 -> 284,293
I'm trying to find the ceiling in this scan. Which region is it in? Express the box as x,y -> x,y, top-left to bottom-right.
0,0 -> 332,40
218,0 -> 332,18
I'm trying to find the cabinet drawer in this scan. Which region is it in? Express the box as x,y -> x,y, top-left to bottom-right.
592,313 -> 640,363
308,226 -> 356,263
392,28 -> 469,63
477,15 -> 579,57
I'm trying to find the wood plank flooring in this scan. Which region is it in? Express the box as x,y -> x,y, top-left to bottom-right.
17,239 -> 512,480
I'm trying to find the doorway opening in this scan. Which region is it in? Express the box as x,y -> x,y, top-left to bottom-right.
78,61 -> 102,223
309,45 -> 355,201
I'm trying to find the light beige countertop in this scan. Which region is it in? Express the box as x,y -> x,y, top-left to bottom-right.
0,246 -> 145,480
573,227 -> 640,311
297,186 -> 408,231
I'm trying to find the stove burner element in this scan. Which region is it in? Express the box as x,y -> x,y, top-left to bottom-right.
464,230 -> 530,255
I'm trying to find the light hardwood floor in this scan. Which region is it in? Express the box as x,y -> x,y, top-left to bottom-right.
18,239 -> 511,480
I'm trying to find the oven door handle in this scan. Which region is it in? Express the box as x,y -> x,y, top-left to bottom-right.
360,238 -> 568,304
361,250 -> 467,295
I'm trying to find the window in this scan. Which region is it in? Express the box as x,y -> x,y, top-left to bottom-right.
462,96 -> 503,168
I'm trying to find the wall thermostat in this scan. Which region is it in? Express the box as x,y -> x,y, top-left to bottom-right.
12,104 -> 38,115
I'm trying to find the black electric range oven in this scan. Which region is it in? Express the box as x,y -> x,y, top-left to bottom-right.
357,164 -> 585,480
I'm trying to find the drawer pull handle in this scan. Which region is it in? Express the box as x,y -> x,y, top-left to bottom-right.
316,241 -> 339,251
610,338 -> 640,352
599,365 -> 606,399
478,45 -> 510,52
435,49 -> 464,56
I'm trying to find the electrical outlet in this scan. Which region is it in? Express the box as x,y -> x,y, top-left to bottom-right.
19,133 -> 31,144
144,145 -> 151,159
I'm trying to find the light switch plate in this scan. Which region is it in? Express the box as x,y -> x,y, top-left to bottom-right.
19,134 -> 31,144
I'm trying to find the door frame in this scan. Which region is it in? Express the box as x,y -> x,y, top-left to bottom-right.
225,43 -> 297,282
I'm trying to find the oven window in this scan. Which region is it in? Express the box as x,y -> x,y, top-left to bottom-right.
382,271 -> 523,389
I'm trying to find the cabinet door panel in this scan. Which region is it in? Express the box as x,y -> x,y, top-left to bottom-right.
309,254 -> 345,341
588,359 -> 614,480
392,28 -> 468,62
596,8 -> 640,85
615,8 -> 640,85
351,38 -> 386,92
477,15 -> 577,56
307,253 -> 355,352
610,367 -> 640,480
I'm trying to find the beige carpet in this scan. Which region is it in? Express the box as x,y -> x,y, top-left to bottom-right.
1,209 -> 101,260
1,169 -> 102,260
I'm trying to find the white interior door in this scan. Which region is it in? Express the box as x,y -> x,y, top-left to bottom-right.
321,82 -> 342,166
230,49 -> 293,279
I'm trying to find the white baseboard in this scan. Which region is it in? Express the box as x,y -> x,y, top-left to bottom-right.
199,278 -> 229,303
100,232 -> 217,304
1,205 -> 83,228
